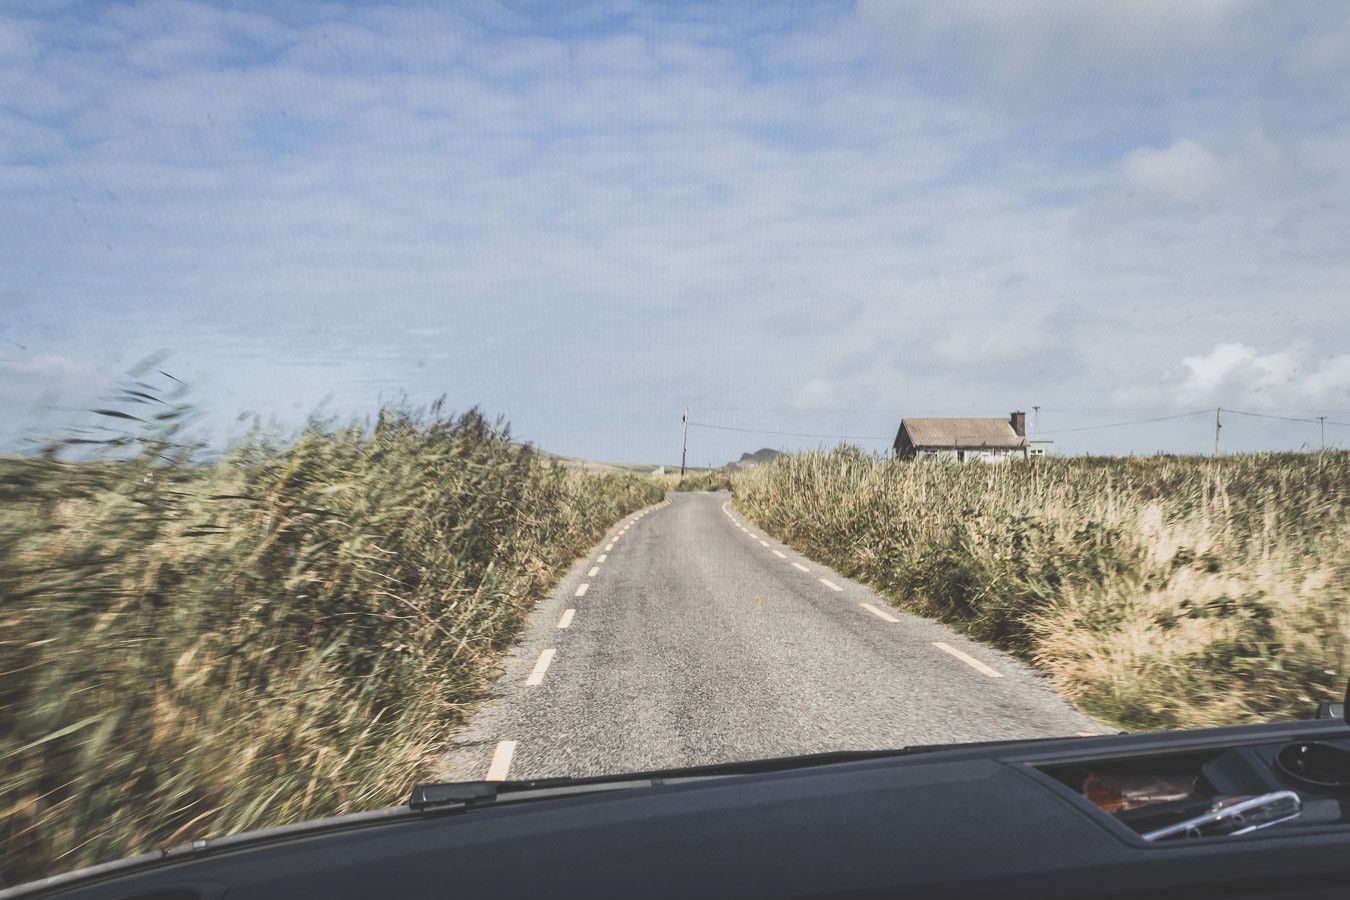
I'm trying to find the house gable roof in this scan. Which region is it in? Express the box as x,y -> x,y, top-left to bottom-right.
897,417 -> 1027,450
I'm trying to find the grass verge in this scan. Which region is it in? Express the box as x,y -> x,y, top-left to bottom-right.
731,449 -> 1348,731
0,395 -> 661,883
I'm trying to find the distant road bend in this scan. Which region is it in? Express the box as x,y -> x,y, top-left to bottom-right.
439,492 -> 1108,782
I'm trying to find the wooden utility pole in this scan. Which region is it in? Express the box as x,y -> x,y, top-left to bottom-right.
1214,407 -> 1222,457
680,407 -> 688,476
1032,405 -> 1041,439
1319,416 -> 1327,452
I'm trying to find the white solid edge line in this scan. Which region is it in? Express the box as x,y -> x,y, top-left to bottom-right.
819,577 -> 843,592
859,602 -> 900,623
575,582 -> 589,597
485,740 -> 517,781
932,641 -> 1004,678
587,566 -> 600,577
525,648 -> 557,686
597,554 -> 607,562
792,562 -> 811,572
557,608 -> 575,629
772,549 -> 786,558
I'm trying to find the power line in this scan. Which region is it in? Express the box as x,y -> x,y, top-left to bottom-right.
1225,408 -> 1321,424
687,421 -> 892,441
688,404 -> 1350,417
1037,409 -> 1213,436
1225,408 -> 1350,427
689,408 -> 1347,445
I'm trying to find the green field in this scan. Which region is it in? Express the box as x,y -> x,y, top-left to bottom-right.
732,450 -> 1349,731
0,403 -> 662,882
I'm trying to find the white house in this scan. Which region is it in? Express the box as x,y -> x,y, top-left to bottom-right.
892,411 -> 1030,462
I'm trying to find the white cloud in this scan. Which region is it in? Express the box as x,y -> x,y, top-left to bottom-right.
856,0 -> 1256,99
1123,140 -> 1223,204
0,2 -> 1348,460
0,352 -> 109,443
793,378 -> 840,411
0,352 -> 102,395
0,14 -> 37,61
1120,343 -> 1350,408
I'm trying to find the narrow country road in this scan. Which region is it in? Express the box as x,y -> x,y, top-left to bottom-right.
438,492 -> 1109,782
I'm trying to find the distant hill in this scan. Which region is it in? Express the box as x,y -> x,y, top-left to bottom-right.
726,447 -> 782,471
529,447 -> 708,476
533,448 -> 664,475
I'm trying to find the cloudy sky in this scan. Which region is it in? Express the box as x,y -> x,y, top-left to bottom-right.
2,0 -> 1348,463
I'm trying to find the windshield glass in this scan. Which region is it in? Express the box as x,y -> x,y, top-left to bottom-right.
2,0 -> 1347,885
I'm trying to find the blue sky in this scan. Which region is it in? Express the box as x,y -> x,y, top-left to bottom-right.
2,0 -> 1348,463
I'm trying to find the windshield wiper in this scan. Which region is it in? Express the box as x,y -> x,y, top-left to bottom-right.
408,778 -> 657,813
410,750 -> 903,812
409,736 -> 1095,813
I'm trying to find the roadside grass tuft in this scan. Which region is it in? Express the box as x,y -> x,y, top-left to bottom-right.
0,388 -> 661,883
732,450 -> 1349,732
663,469 -> 726,492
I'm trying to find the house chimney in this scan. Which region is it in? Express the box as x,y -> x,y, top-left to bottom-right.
1010,411 -> 1026,437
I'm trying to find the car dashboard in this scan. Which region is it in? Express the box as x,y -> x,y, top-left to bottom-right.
7,717 -> 1350,899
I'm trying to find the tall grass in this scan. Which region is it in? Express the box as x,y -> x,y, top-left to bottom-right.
733,450 -> 1349,731
653,472 -> 729,493
0,394 -> 662,883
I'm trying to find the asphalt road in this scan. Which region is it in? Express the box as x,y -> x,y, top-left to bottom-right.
438,491 -> 1109,782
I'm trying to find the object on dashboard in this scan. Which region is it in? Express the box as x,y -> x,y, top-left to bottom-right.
1115,795 -> 1221,833
1276,741 -> 1350,789
1201,746 -> 1287,796
1140,790 -> 1302,841
1082,772 -> 1197,812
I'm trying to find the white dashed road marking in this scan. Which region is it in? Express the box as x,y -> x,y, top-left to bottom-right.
819,578 -> 843,592
933,642 -> 1003,678
526,648 -> 557,686
605,543 -> 614,551
772,550 -> 786,558
792,562 -> 811,573
597,554 -> 607,562
485,740 -> 517,781
859,602 -> 900,623
588,566 -> 600,577
758,540 -> 770,547
575,582 -> 589,597
557,608 -> 575,629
